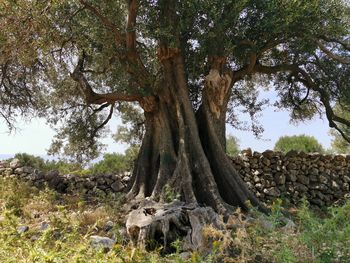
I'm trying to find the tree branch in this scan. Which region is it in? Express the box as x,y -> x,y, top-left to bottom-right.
79,0 -> 125,45
126,0 -> 138,53
80,0 -> 152,89
319,36 -> 350,51
245,61 -> 350,143
71,54 -> 142,105
91,103 -> 115,139
316,40 -> 350,64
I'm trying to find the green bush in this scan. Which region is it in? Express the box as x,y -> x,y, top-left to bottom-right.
274,134 -> 324,153
12,153 -> 84,173
11,149 -> 139,176
12,153 -> 46,170
43,160 -> 84,174
226,135 -> 240,157
91,147 -> 138,175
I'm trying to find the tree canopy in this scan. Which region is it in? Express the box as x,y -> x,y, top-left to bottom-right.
1,0 -> 349,160
274,134 -> 324,153
1,0 -> 349,212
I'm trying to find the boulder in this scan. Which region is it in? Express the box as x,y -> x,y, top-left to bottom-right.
17,225 -> 29,234
9,158 -> 21,169
90,236 -> 115,250
111,180 -> 124,192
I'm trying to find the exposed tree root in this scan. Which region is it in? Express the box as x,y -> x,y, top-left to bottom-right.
126,200 -> 225,254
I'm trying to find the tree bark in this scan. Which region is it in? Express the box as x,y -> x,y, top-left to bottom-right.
127,50 -> 267,215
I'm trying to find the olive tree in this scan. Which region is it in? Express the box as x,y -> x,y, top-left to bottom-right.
1,0 -> 349,214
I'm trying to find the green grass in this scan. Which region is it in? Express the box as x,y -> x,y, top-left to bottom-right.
0,177 -> 349,262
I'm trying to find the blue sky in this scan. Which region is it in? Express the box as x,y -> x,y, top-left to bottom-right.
0,104 -> 332,158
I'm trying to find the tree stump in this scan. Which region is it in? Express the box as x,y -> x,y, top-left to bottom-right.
126,200 -> 225,254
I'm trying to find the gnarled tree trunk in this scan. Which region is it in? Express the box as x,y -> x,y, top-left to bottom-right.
127,51 -> 266,215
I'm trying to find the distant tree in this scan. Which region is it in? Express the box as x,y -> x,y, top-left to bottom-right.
44,160 -> 84,174
274,135 -> 324,153
13,153 -> 46,170
91,150 -> 136,175
226,135 -> 240,157
10,153 -> 83,173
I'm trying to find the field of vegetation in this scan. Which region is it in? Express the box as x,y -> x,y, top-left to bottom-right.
0,175 -> 349,263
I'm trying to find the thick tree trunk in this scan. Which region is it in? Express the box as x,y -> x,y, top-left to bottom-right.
127,51 -> 266,215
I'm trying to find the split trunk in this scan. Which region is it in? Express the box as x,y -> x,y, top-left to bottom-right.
127,52 -> 266,215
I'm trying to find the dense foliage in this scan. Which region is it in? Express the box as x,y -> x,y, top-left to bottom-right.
0,0 -> 349,160
274,134 -> 324,153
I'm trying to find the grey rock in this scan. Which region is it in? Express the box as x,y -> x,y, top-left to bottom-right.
111,180 -> 124,192
285,150 -> 298,158
48,176 -> 63,188
287,163 -> 297,170
17,225 -> 29,234
45,170 -> 59,180
319,175 -> 328,184
275,174 -> 286,185
263,187 -> 280,197
281,218 -> 296,230
30,235 -> 39,241
0,161 -> 8,168
261,157 -> 271,166
104,221 -> 114,232
97,177 -> 106,185
241,148 -> 252,157
9,158 -> 21,169
309,168 -> 319,176
331,181 -> 340,190
90,235 -> 115,250
258,217 -> 274,230
122,176 -> 130,183
40,222 -> 49,231
4,168 -> 13,177
255,183 -> 263,191
286,171 -> 297,182
297,174 -> 309,185
84,180 -> 95,189
14,166 -> 34,174
253,174 -> 260,183
295,183 -> 308,193
262,150 -> 274,158
343,176 -> 350,183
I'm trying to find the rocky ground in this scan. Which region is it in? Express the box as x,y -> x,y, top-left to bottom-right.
0,174 -> 349,262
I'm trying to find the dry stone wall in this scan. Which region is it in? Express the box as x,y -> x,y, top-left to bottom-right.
0,158 -> 131,197
232,149 -> 350,207
1,150 -> 350,207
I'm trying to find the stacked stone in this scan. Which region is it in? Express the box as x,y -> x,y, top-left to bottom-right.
2,151 -> 350,207
0,159 -> 131,196
232,149 -> 350,207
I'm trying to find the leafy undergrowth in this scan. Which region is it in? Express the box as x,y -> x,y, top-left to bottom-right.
0,177 -> 349,263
